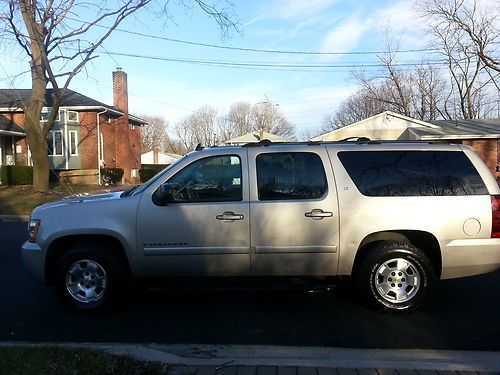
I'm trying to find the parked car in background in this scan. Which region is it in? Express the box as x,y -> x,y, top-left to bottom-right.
22,139 -> 500,312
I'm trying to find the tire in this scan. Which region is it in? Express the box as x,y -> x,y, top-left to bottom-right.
54,243 -> 127,311
357,242 -> 436,313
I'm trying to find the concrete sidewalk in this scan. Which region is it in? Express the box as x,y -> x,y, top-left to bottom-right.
2,343 -> 499,374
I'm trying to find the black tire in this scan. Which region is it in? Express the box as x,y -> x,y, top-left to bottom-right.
357,242 -> 436,313
54,243 -> 127,311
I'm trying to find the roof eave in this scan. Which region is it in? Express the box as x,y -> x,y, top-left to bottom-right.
0,130 -> 25,136
420,134 -> 500,140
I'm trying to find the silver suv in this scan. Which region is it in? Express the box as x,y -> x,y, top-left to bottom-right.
22,140 -> 500,312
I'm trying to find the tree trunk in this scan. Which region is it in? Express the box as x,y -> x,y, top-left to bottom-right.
25,44 -> 50,192
25,122 -> 50,192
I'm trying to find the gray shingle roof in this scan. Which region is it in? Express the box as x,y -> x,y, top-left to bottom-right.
0,89 -> 116,110
0,89 -> 147,125
429,118 -> 500,137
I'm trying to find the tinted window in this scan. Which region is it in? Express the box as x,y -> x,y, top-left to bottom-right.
167,155 -> 242,202
339,151 -> 488,196
256,152 -> 327,200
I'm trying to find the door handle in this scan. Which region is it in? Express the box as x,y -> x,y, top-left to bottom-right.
216,211 -> 244,221
305,209 -> 333,220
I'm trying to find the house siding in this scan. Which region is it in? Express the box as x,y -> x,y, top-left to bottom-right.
79,111 -> 98,169
461,139 -> 499,177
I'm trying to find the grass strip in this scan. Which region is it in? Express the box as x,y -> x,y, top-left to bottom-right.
0,346 -> 169,375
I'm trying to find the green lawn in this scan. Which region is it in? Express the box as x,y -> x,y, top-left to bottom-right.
0,346 -> 168,375
0,185 -> 114,216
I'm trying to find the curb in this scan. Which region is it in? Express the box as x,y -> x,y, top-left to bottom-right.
0,215 -> 29,222
1,343 -> 499,372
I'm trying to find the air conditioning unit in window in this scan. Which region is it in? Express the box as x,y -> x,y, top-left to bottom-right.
67,110 -> 79,122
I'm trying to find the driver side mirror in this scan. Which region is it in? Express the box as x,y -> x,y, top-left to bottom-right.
152,182 -> 178,206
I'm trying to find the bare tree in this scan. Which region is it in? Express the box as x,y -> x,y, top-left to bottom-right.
251,101 -> 295,138
420,0 -> 500,73
174,105 -> 220,150
219,100 -> 295,141
418,0 -> 499,119
0,0 -> 237,191
321,88 -> 390,132
219,101 -> 253,141
140,114 -> 169,152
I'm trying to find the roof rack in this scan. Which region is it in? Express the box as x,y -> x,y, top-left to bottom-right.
242,137 -> 374,147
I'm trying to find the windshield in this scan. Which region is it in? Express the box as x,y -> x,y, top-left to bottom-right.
129,157 -> 184,197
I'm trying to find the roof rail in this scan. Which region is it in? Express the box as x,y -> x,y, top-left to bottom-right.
242,139 -> 273,147
338,136 -> 371,142
195,143 -> 204,151
234,139 -> 451,148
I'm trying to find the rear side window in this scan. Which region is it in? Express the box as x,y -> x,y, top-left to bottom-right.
338,151 -> 488,196
256,152 -> 327,200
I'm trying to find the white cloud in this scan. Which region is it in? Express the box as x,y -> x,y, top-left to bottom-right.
320,16 -> 368,54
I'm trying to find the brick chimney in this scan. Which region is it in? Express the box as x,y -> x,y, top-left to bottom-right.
113,68 -> 128,115
112,68 -> 138,182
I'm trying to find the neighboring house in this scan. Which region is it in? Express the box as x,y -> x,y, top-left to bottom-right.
224,130 -> 291,146
141,150 -> 182,165
312,111 -> 500,177
0,69 -> 147,184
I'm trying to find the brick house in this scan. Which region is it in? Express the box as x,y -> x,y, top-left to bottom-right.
0,69 -> 146,184
312,111 -> 500,178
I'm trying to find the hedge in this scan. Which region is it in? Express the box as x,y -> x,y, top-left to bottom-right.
139,164 -> 168,183
101,167 -> 124,185
0,165 -> 33,185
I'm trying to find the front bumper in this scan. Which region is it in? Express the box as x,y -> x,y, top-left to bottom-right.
21,241 -> 46,284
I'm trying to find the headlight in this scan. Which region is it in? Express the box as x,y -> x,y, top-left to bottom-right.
27,219 -> 40,243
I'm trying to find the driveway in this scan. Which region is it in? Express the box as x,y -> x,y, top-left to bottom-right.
1,222 -> 499,349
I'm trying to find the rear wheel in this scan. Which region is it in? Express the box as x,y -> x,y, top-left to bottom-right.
55,244 -> 126,311
357,242 -> 435,313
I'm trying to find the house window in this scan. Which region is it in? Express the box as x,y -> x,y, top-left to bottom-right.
48,130 -> 63,156
41,109 -> 60,122
69,131 -> 78,156
67,110 -> 79,122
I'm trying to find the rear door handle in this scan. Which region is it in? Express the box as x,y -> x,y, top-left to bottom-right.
216,211 -> 244,221
305,209 -> 333,220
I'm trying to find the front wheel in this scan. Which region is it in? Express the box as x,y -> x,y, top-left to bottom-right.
357,242 -> 436,313
55,244 -> 126,311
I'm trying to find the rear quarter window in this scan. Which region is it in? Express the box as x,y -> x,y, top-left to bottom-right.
338,151 -> 488,196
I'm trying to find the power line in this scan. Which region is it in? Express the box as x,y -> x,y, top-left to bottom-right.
90,48 -> 451,71
66,16 -> 441,56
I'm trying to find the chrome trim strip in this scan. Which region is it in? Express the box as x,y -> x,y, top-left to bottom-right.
254,245 -> 337,254
143,247 -> 249,255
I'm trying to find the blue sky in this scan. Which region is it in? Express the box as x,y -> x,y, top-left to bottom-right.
1,0 -> 429,137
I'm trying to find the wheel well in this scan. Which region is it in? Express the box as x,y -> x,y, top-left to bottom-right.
45,234 -> 131,285
352,231 -> 442,279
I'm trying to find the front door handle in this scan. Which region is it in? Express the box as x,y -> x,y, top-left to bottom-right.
305,209 -> 333,220
216,211 -> 244,221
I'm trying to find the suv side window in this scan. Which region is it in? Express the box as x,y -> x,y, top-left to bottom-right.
167,155 -> 242,202
256,152 -> 327,200
339,151 -> 488,196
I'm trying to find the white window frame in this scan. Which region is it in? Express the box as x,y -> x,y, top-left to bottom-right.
69,130 -> 78,156
41,108 -> 60,122
49,130 -> 64,157
67,110 -> 79,123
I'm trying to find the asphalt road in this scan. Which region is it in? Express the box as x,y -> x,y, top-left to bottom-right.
1,222 -> 499,350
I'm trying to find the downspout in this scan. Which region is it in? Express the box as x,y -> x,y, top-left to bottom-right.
97,108 -> 108,185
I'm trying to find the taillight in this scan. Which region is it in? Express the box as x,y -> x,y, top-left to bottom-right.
491,195 -> 500,238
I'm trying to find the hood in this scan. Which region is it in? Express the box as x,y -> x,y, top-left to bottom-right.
31,187 -> 130,216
